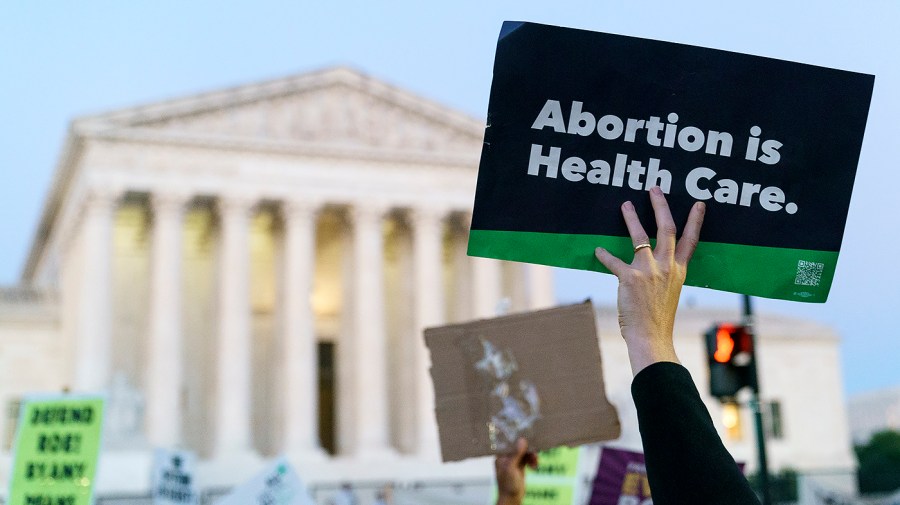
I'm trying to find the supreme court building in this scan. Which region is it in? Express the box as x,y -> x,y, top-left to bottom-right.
0,67 -> 855,497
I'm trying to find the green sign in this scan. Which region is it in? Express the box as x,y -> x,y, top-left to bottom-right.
521,482 -> 575,505
8,395 -> 105,505
492,446 -> 582,505
526,446 -> 580,479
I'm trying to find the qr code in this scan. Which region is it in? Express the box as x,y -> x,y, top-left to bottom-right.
794,260 -> 824,286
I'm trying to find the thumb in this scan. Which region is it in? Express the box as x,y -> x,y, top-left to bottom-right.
514,438 -> 529,465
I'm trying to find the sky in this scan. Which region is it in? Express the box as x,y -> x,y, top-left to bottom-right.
1,1 -> 898,397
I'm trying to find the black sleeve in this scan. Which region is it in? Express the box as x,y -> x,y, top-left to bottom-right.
631,361 -> 760,505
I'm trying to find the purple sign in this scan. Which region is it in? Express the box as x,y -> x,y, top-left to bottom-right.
589,447 -> 651,505
589,447 -> 747,505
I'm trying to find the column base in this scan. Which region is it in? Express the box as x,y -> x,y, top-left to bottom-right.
286,444 -> 330,462
415,445 -> 442,463
352,446 -> 400,461
199,449 -> 263,489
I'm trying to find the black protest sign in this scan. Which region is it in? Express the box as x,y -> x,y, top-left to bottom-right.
468,21 -> 874,302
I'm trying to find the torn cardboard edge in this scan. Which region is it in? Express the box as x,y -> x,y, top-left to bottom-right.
425,300 -> 621,462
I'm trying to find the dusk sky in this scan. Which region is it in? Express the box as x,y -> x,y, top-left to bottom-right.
2,1 -> 898,396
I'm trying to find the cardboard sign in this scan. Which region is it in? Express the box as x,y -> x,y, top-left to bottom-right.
7,395 -> 105,505
216,458 -> 315,505
469,21 -> 875,303
151,448 -> 198,505
589,447 -> 651,505
425,301 -> 620,462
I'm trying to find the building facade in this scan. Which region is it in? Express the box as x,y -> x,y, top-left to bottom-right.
0,68 -> 855,496
848,387 -> 900,444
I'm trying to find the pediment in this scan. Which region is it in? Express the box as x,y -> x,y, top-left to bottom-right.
80,67 -> 485,155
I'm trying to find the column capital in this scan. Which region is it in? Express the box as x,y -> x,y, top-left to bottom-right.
282,199 -> 324,221
151,191 -> 192,214
216,195 -> 258,217
351,203 -> 391,224
456,211 -> 473,230
408,206 -> 450,227
83,186 -> 124,210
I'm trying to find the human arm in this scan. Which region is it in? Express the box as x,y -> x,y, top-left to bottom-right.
593,186 -> 701,376
594,187 -> 758,504
494,438 -> 538,505
632,362 -> 759,503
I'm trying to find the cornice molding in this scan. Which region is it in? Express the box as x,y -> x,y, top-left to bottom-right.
87,127 -> 481,168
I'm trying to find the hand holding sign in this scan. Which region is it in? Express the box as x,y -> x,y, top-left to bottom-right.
495,438 -> 539,505
594,188 -> 705,376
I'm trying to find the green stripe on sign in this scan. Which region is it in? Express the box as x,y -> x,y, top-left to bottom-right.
467,229 -> 838,303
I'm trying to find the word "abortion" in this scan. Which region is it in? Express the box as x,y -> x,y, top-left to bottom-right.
531,100 -> 782,165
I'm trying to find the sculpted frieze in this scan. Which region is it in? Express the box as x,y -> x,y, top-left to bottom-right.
139,85 -> 482,154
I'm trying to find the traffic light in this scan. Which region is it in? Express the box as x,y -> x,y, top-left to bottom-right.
704,323 -> 757,399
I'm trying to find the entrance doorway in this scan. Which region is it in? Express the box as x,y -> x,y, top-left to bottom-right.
317,341 -> 336,455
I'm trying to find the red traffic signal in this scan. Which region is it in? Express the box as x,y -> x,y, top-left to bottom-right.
705,323 -> 757,399
713,325 -> 737,363
709,323 -> 753,365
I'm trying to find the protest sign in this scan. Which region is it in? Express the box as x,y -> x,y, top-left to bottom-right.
589,447 -> 745,504
524,446 -> 582,505
425,301 -> 620,462
216,457 -> 315,505
528,445 -> 580,479
589,447 -> 650,505
151,448 -> 198,505
469,21 -> 875,303
491,445 -> 583,505
7,395 -> 105,505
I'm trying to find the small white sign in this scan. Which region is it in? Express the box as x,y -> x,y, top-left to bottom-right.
152,448 -> 198,505
216,457 -> 315,505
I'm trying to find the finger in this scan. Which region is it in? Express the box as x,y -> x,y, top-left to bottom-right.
649,187 -> 677,258
595,247 -> 629,277
514,438 -> 528,461
675,201 -> 706,265
525,452 -> 539,470
621,201 -> 651,250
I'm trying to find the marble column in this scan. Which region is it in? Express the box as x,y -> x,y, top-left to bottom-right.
74,187 -> 120,391
460,212 -> 503,319
528,264 -> 556,310
410,208 -> 445,458
281,200 -> 324,457
471,255 -> 503,320
350,205 -> 394,457
146,192 -> 188,447
450,214 -> 473,322
213,196 -> 254,456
